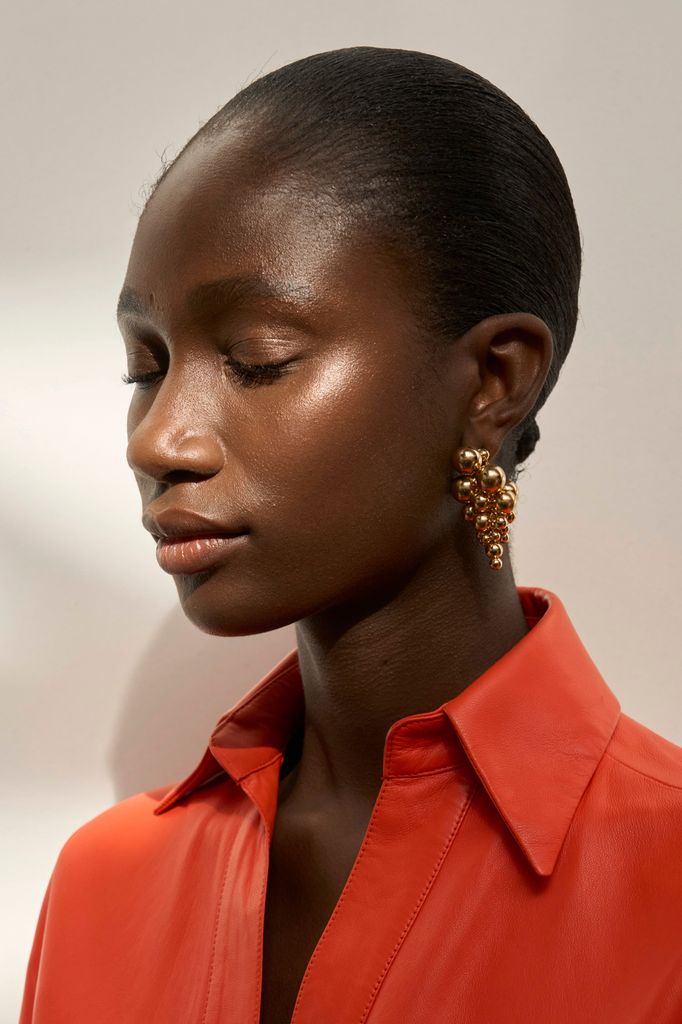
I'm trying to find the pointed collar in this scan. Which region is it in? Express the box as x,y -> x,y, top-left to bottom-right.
153,586 -> 621,877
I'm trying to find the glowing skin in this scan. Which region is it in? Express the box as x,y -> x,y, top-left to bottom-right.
118,126 -> 553,1024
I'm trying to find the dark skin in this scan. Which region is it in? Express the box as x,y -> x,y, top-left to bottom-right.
118,128 -> 553,1024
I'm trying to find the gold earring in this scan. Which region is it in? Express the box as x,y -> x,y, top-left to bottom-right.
451,447 -> 518,571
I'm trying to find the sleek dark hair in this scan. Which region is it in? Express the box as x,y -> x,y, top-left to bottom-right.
144,46 -> 582,477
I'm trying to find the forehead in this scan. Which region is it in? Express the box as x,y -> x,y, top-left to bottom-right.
122,131 -> 410,329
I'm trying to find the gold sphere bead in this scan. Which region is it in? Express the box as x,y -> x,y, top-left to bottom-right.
490,556 -> 503,570
506,511 -> 515,523
479,448 -> 490,463
453,477 -> 475,503
475,514 -> 489,531
487,542 -> 503,557
480,465 -> 506,493
455,448 -> 480,475
496,491 -> 514,511
464,503 -> 476,521
496,516 -> 507,529
474,493 -> 488,511
488,530 -> 501,542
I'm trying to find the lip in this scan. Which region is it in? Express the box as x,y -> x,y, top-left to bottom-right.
155,533 -> 248,574
142,507 -> 247,542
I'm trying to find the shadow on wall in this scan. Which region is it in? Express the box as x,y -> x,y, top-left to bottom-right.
106,609 -> 296,803
5,501 -> 296,809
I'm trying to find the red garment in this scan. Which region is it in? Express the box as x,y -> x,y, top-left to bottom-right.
20,586 -> 682,1022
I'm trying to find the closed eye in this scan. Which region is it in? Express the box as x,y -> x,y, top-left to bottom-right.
224,356 -> 296,387
120,358 -> 297,390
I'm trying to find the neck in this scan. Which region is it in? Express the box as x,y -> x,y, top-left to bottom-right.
283,534 -> 529,816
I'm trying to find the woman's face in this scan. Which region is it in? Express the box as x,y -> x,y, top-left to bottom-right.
119,130 -> 471,635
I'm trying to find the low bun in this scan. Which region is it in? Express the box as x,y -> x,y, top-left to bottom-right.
514,418 -> 540,474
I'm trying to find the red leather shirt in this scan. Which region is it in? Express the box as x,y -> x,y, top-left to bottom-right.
19,586 -> 682,1022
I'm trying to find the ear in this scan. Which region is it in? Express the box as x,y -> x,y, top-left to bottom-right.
458,312 -> 554,460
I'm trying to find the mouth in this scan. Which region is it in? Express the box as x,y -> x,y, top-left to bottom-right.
152,531 -> 243,543
154,532 -> 248,575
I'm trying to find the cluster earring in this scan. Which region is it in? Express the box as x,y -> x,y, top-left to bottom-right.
451,447 -> 518,571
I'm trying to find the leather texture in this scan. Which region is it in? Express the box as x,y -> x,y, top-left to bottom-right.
19,587 -> 682,1022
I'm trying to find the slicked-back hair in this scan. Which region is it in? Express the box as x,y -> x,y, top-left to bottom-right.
144,46 -> 582,477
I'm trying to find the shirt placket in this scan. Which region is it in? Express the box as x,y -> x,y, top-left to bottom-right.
200,717 -> 475,1024
284,762 -> 476,1023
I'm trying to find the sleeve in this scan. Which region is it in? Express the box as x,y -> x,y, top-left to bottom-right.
18,870 -> 54,1024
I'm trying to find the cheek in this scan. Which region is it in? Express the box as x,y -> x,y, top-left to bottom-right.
247,355 -> 447,560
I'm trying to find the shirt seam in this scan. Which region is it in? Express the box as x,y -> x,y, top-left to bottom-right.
290,779 -> 395,1016
385,763 -> 469,781
237,750 -> 283,783
201,839 -> 233,1024
604,750 -> 682,791
360,778 -> 479,1023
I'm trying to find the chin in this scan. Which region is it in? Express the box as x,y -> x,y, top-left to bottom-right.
173,575 -> 300,636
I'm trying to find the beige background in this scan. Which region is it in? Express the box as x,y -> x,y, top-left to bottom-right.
3,0 -> 681,1017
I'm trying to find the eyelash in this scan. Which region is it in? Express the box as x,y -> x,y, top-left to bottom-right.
121,357 -> 293,391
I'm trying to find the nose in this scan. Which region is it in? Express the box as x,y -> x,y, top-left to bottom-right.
126,399 -> 224,483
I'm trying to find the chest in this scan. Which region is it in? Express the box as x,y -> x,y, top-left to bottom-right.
258,810 -> 371,1024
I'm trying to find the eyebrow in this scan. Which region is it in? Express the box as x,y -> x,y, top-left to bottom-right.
116,274 -> 319,324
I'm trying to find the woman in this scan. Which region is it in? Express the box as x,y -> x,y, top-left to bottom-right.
20,46 -> 682,1024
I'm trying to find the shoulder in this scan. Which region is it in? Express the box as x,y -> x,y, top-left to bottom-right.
593,713 -> 682,874
562,714 -> 682,912
52,773 -> 243,880
605,712 -> 682,792
52,783 -> 178,877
